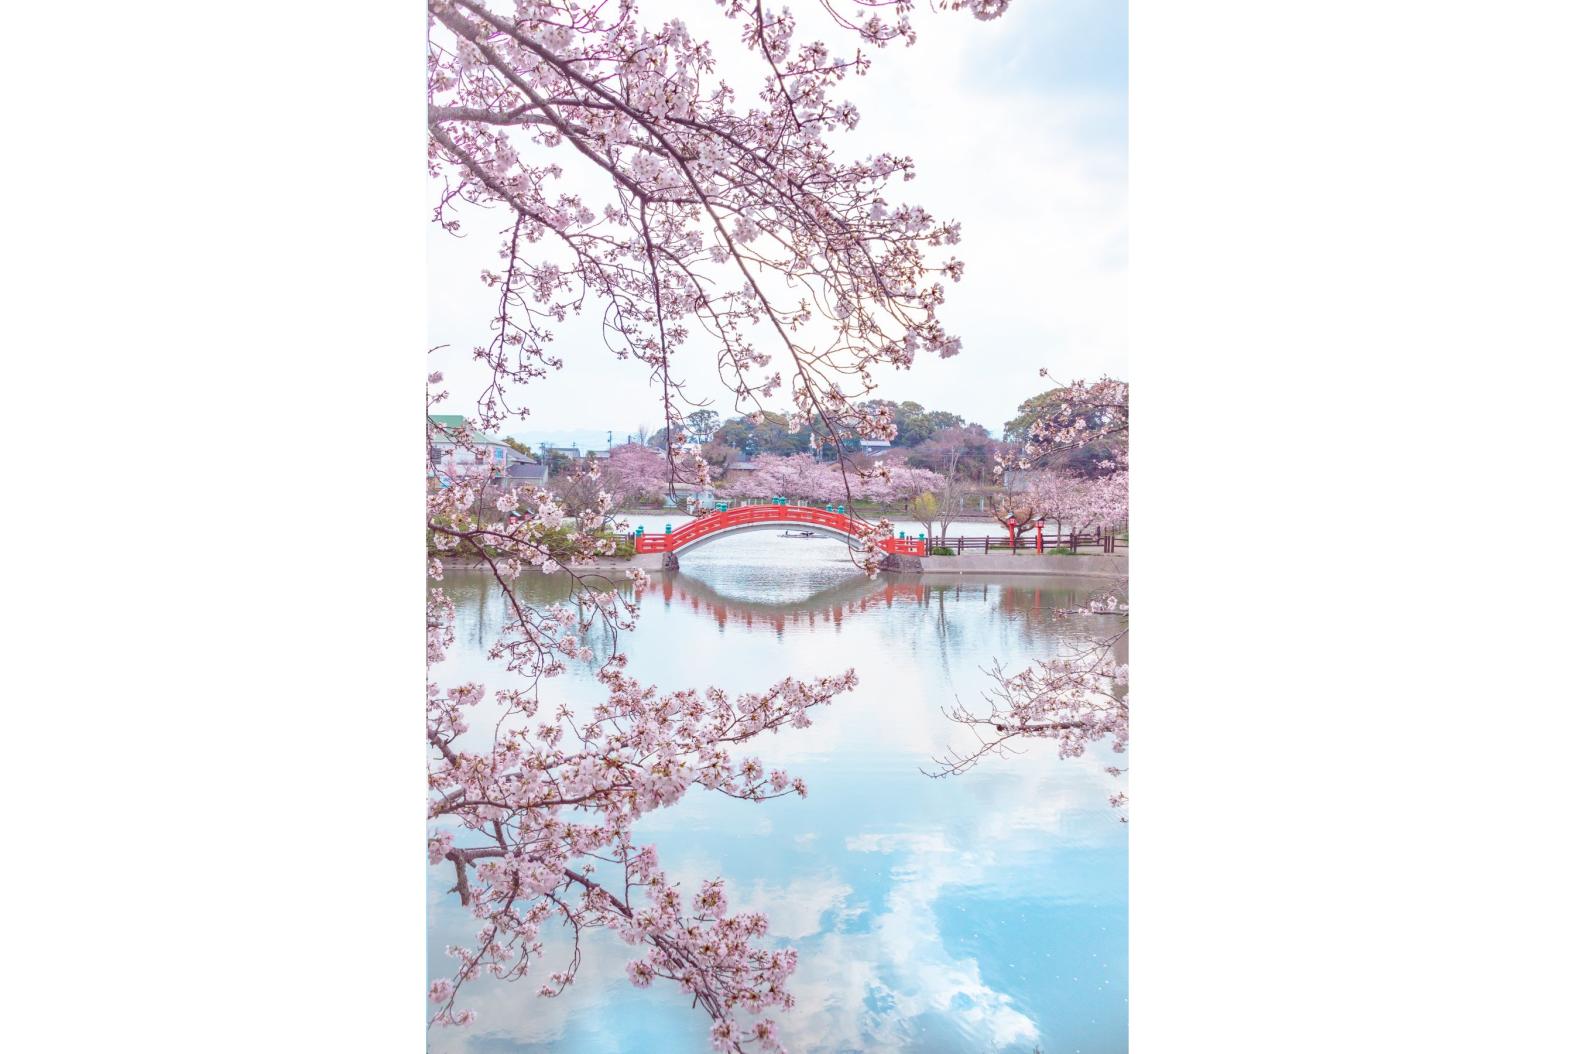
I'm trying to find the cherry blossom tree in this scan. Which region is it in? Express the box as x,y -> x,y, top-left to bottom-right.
849,467 -> 900,506
934,639 -> 1128,801
1001,375 -> 1129,475
1082,468 -> 1129,534
606,441 -> 680,503
427,401 -> 866,1047
1022,469 -> 1127,542
882,463 -> 945,502
737,453 -> 840,504
854,462 -> 943,508
427,1 -> 1012,1047
551,458 -> 627,520
725,452 -> 940,507
429,0 -> 1003,479
1023,472 -> 1079,539
719,463 -> 776,501
935,378 -> 1130,818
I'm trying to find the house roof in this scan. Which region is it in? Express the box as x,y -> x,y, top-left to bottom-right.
428,414 -> 508,447
426,418 -> 550,466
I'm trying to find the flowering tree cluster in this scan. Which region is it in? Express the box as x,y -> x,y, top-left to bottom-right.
547,461 -> 626,523
934,638 -> 1128,799
936,378 -> 1130,817
427,406 -> 861,1046
427,0 -> 1012,1045
427,646 -> 857,1046
863,462 -> 947,505
721,452 -> 941,505
1001,375 -> 1129,475
606,441 -> 685,502
547,443 -> 715,520
429,0 -> 1004,481
1022,468 -> 1129,538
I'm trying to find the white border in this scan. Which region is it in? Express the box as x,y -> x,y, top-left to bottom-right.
8,2 -> 1580,1051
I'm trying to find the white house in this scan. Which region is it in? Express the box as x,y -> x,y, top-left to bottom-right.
428,414 -> 540,485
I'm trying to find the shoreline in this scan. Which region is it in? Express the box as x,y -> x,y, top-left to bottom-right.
907,553 -> 1127,578
437,552 -> 1127,579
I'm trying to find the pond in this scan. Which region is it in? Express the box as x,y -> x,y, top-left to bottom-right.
429,526 -> 1128,1054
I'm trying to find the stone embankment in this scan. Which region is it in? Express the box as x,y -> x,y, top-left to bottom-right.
635,551 -> 1125,578
904,553 -> 1127,579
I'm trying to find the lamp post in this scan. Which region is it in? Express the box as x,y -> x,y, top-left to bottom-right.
1036,517 -> 1045,554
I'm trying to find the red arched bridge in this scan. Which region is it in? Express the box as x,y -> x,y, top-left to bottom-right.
631,504 -> 927,561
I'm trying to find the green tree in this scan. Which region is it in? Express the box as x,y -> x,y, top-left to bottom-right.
854,398 -> 968,447
713,412 -> 812,457
536,443 -> 574,476
1004,388 -> 1066,441
912,491 -> 940,540
684,409 -> 721,443
1004,387 -> 1125,476
898,404 -> 964,447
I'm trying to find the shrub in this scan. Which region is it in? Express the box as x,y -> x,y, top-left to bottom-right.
930,545 -> 956,557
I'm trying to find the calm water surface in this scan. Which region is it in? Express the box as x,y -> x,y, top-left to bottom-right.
430,522 -> 1128,1054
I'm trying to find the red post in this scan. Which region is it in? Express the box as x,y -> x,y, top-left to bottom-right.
1008,516 -> 1017,553
1035,517 -> 1045,554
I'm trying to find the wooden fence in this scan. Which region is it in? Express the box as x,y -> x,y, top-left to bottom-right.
919,527 -> 1126,556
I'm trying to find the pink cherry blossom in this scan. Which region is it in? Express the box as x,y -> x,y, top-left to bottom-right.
939,377 -> 1129,819
426,0 -> 1019,1044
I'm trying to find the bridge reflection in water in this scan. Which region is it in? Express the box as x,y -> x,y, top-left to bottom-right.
654,569 -> 1104,637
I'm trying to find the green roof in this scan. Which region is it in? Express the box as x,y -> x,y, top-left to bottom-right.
428,414 -> 506,445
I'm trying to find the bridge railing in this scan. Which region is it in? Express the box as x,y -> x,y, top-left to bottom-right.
625,505 -> 1128,558
628,526 -> 1127,556
630,503 -> 880,554
922,530 -> 1127,555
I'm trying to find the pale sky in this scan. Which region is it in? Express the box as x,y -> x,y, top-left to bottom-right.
427,0 -> 1126,444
